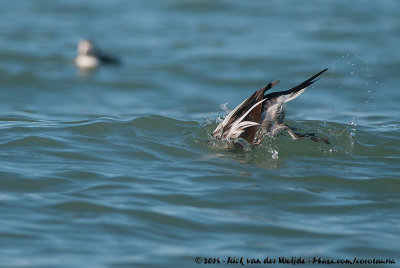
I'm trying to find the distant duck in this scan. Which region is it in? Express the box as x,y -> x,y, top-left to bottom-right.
75,39 -> 120,69
212,68 -> 329,145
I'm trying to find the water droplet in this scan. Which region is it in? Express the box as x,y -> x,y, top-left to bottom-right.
220,102 -> 229,111
268,148 -> 279,160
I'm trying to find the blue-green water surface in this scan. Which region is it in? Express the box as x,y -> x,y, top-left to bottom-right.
0,1 -> 399,267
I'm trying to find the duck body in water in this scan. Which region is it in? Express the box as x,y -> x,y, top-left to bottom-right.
212,68 -> 329,145
75,39 -> 121,69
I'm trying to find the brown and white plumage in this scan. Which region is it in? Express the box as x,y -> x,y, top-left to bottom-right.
212,68 -> 329,145
75,39 -> 121,69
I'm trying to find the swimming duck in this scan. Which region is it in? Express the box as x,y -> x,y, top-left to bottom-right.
75,39 -> 120,69
212,68 -> 329,145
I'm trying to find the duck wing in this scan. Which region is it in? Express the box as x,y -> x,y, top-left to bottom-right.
212,81 -> 279,143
